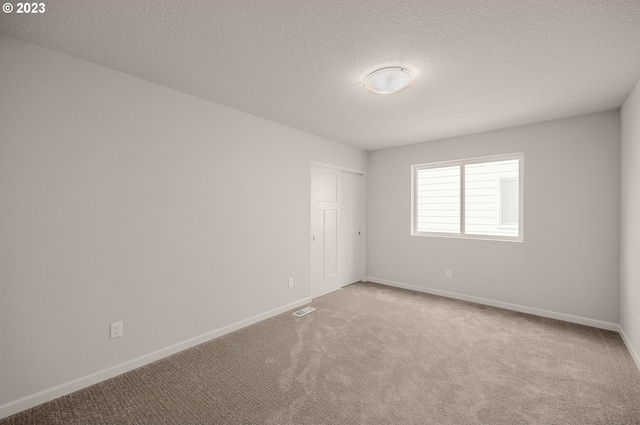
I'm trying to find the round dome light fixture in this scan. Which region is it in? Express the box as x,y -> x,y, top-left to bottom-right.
363,67 -> 413,94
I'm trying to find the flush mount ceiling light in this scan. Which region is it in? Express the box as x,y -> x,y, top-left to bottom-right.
363,67 -> 413,94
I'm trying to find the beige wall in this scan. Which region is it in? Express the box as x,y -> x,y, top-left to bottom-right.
0,36 -> 366,414
367,112 -> 620,325
621,79 -> 640,366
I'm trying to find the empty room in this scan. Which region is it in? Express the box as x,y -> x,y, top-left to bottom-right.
1,1 -> 640,424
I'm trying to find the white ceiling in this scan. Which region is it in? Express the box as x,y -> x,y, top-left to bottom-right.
2,1 -> 640,151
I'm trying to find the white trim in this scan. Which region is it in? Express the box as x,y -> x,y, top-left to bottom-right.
0,297 -> 312,420
412,152 -> 524,168
410,233 -> 524,243
618,325 -> 640,372
364,276 -> 619,331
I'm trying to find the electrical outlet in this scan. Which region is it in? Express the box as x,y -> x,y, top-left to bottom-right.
446,269 -> 452,278
110,321 -> 123,339
288,277 -> 294,288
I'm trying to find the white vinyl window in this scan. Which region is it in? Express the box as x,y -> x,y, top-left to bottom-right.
412,153 -> 524,241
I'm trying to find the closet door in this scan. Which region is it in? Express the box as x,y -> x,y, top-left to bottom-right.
310,166 -> 340,299
340,171 -> 363,286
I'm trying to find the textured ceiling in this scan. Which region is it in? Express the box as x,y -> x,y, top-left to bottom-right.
2,1 -> 640,151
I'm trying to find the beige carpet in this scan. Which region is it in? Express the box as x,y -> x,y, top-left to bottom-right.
3,282 -> 640,425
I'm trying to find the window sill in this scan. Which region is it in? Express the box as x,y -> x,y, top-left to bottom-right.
412,232 -> 523,243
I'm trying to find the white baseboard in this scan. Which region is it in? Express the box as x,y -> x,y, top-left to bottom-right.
0,296 -> 312,420
618,325 -> 640,372
364,276 -> 619,331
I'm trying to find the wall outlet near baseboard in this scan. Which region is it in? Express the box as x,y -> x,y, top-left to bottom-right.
288,277 -> 294,288
446,269 -> 452,279
110,322 -> 123,339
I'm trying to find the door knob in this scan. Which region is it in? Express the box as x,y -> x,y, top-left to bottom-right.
311,236 -> 315,241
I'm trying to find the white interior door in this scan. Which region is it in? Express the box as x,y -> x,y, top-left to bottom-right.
311,166 -> 363,299
311,166 -> 341,298
340,171 -> 363,286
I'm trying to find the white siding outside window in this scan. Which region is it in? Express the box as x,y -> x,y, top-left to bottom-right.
499,177 -> 518,228
412,154 -> 523,241
416,165 -> 460,234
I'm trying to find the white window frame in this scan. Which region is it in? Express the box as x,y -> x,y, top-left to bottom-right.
411,153 -> 524,242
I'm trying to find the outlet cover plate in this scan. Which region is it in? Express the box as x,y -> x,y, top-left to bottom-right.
110,321 -> 123,339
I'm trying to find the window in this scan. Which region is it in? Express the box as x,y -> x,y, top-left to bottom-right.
412,154 -> 523,241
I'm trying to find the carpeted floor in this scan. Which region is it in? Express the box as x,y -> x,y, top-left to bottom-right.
3,281 -> 640,425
